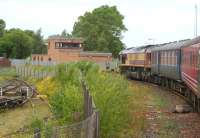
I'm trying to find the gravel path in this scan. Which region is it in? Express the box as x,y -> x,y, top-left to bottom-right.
128,80 -> 200,138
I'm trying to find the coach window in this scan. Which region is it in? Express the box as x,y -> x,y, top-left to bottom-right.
162,51 -> 165,64
171,51 -> 174,65
167,51 -> 169,65
189,51 -> 192,66
160,52 -> 162,64
153,53 -> 155,64
169,51 -> 172,65
164,51 -> 167,65
174,51 -> 177,65
166,51 -> 168,65
195,52 -> 198,68
161,52 -> 162,64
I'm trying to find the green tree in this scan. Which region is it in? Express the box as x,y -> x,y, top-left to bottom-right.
61,29 -> 67,37
0,19 -> 6,37
25,28 -> 46,54
0,29 -> 33,58
72,5 -> 127,57
61,29 -> 72,38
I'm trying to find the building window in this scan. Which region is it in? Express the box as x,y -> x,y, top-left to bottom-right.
55,42 -> 59,48
55,42 -> 80,49
33,56 -> 36,61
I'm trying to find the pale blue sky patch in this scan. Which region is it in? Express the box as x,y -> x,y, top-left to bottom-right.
0,0 -> 200,47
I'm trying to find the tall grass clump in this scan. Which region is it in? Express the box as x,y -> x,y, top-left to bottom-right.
85,65 -> 131,138
48,63 -> 84,124
37,61 -> 131,137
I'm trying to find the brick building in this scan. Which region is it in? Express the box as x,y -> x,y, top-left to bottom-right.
0,57 -> 11,67
32,36 -> 112,65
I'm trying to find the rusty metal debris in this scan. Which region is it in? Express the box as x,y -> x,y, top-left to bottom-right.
0,79 -> 37,109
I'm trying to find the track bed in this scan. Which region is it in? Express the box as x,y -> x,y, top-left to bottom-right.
123,80 -> 200,137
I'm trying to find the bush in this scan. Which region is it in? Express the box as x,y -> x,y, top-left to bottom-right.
30,117 -> 43,130
48,63 -> 84,124
36,77 -> 60,97
49,86 -> 83,124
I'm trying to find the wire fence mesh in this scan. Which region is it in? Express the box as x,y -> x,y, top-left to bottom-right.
2,77 -> 99,138
4,112 -> 97,138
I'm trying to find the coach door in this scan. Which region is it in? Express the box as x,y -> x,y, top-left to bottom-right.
157,52 -> 160,73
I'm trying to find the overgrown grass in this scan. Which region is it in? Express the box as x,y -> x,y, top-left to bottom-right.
85,69 -> 131,138
0,67 -> 16,83
32,61 -> 131,137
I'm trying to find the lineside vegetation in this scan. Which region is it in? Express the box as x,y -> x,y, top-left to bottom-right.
30,61 -> 131,137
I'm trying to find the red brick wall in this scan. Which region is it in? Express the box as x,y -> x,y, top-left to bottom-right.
0,58 -> 11,67
32,38 -> 112,63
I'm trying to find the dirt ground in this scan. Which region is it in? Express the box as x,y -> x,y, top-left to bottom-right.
122,80 -> 200,138
0,99 -> 51,137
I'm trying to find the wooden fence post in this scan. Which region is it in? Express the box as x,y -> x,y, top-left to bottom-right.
95,111 -> 100,138
88,96 -> 92,116
23,67 -> 25,78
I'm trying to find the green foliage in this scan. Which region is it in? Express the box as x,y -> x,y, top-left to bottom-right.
49,63 -> 84,124
0,19 -> 46,58
0,19 -> 6,37
30,117 -> 43,130
49,87 -> 83,124
72,5 -> 127,57
47,61 -> 131,137
0,29 -> 33,58
43,121 -> 54,138
0,67 -> 16,77
85,69 -> 131,138
25,29 -> 47,54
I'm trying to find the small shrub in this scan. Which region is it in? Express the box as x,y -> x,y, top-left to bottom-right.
36,77 -> 60,97
30,117 -> 43,130
86,69 -> 131,137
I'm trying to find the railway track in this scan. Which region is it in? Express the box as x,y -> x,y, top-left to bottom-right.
0,79 -> 37,110
129,78 -> 195,112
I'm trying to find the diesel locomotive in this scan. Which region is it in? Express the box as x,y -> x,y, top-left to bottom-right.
119,37 -> 200,112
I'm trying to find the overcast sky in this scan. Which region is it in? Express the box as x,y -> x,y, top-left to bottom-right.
0,0 -> 200,48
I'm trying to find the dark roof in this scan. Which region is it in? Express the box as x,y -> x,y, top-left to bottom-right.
80,51 -> 112,56
48,36 -> 84,43
151,39 -> 190,51
182,36 -> 200,48
120,44 -> 162,54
